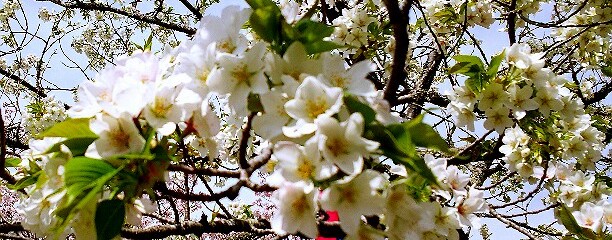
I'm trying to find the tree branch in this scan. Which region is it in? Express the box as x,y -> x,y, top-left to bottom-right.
382,0 -> 410,105
41,0 -> 196,35
507,0 -> 517,44
178,0 -> 202,20
0,106 -> 17,185
0,68 -> 46,98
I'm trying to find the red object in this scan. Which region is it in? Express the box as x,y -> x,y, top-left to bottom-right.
317,211 -> 340,240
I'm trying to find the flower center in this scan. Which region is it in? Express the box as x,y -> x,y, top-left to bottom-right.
296,160 -> 313,179
150,97 -> 172,118
109,128 -> 130,149
326,138 -> 349,157
231,64 -> 251,83
305,98 -> 328,119
330,75 -> 348,88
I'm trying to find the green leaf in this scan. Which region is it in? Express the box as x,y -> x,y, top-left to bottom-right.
304,41 -> 343,54
465,74 -> 486,93
487,50 -> 505,79
44,137 -> 98,156
249,6 -> 282,44
555,203 -> 598,239
595,175 -> 612,188
365,124 -> 439,186
403,115 -> 449,153
4,157 -> 21,167
55,157 -> 122,237
245,0 -> 276,8
38,118 -> 97,139
8,171 -> 41,190
95,199 -> 125,240
344,94 -> 377,124
366,124 -> 413,158
295,19 -> 334,43
143,33 -> 153,51
64,157 -> 117,198
601,61 -> 612,78
449,61 -> 475,74
453,55 -> 485,69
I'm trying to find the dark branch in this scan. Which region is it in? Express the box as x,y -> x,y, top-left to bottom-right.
178,0 -> 202,20
382,0 -> 411,105
41,0 -> 197,35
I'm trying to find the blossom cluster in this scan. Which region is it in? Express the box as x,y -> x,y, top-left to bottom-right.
11,4 -> 482,239
12,1 -> 611,239
551,0 -> 612,68
448,43 -> 611,234
22,97 -> 67,140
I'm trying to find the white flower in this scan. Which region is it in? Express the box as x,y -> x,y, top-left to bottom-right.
448,102 -> 476,131
188,100 -> 221,159
174,41 -> 216,96
445,166 -> 470,196
316,113 -> 380,175
195,5 -> 250,54
283,76 -> 343,137
143,74 -> 201,135
499,126 -> 530,155
126,198 -> 158,226
534,85 -> 563,117
448,85 -> 477,108
320,170 -> 386,235
455,187 -> 487,228
321,54 -> 376,96
67,52 -> 160,118
505,43 -> 532,69
18,184 -> 68,238
252,89 -> 292,140
88,113 -> 145,158
477,82 -> 508,110
344,222 -> 385,240
562,136 -> 588,160
483,107 -> 513,133
272,140 -> 336,183
506,84 -> 538,119
208,43 -> 268,116
384,183 -> 436,239
271,182 -> 318,238
572,202 -> 604,233
267,42 -> 322,85
72,198 -> 98,239
431,205 -> 461,239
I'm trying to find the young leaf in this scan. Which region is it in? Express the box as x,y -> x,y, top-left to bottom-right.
304,41 -> 343,55
38,118 -> 97,139
44,137 -> 98,156
247,93 -> 265,113
366,124 -> 439,185
601,61 -> 612,78
245,0 -> 276,8
249,6 -> 282,45
64,157 -> 117,198
453,55 -> 485,70
344,94 -> 377,124
487,50 -> 505,79
8,171 -> 42,190
55,157 -> 122,236
294,19 -> 335,43
143,33 -> 153,51
4,157 -> 21,167
95,199 -> 126,240
555,203 -> 597,239
403,115 -> 449,153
